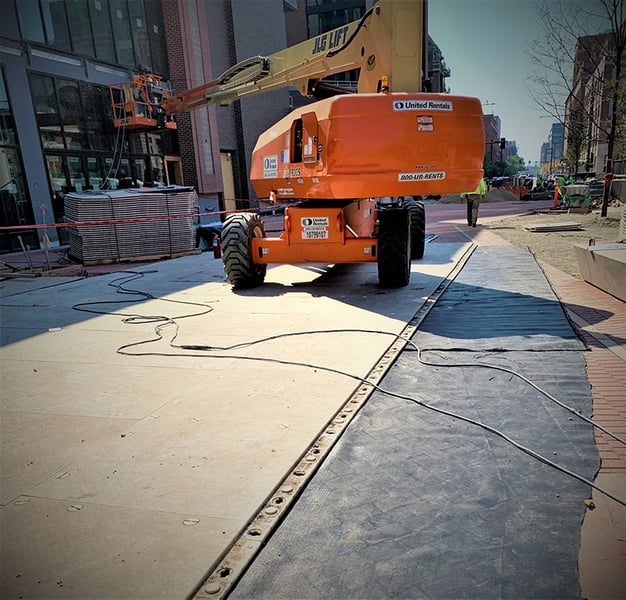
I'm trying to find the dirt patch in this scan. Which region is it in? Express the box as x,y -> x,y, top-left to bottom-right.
483,204 -> 624,279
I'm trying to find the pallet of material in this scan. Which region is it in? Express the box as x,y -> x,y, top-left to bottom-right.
523,221 -> 584,232
80,249 -> 201,266
64,186 -> 198,263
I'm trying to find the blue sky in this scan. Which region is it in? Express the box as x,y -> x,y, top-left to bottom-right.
427,0 -> 607,166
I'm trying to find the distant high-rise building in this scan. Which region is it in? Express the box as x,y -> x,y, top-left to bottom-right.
549,123 -> 565,162
483,114 -> 501,159
540,123 -> 565,171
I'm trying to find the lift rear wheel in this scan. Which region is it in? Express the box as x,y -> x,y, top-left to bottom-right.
406,196 -> 426,259
221,212 -> 267,288
377,208 -> 411,287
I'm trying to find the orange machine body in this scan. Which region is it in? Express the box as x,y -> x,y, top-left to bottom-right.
251,201 -> 379,264
250,92 -> 485,201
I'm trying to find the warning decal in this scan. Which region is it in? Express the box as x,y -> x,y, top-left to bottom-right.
301,216 -> 329,239
263,155 -> 278,178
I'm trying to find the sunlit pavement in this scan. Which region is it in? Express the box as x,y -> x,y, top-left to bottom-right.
1,195 -> 623,600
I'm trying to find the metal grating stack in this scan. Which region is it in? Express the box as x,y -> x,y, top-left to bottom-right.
64,186 -> 198,264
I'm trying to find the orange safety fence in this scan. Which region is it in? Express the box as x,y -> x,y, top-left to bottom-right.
500,186 -> 528,197
0,199 -> 286,233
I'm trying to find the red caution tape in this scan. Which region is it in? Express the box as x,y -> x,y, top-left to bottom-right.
0,202 -> 286,232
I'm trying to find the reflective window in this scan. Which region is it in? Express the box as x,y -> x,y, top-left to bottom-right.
133,158 -> 147,183
147,133 -> 162,155
45,154 -> 69,242
57,79 -> 88,149
16,1 -> 167,75
116,157 -> 131,179
161,129 -> 179,156
67,155 -> 86,190
0,73 -> 17,146
16,0 -> 46,43
0,147 -> 37,251
67,0 -> 95,56
40,125 -> 65,149
128,0 -> 150,68
41,0 -> 72,51
104,157 -> 117,187
30,75 -> 65,150
1,67 -> 36,252
104,156 -> 131,188
30,75 -> 57,115
132,136 -> 149,156
150,155 -> 164,184
46,155 -> 66,193
306,1 -> 364,38
109,0 -> 134,66
145,0 -> 167,75
87,156 -> 103,189
81,84 -> 113,151
89,0 -> 115,62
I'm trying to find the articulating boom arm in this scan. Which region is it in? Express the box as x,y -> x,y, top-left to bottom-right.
160,0 -> 427,113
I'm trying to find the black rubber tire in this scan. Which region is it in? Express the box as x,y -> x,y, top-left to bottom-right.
406,197 -> 426,259
221,212 -> 267,289
377,207 -> 411,288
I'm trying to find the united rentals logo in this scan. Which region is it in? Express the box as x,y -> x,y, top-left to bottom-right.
393,100 -> 453,111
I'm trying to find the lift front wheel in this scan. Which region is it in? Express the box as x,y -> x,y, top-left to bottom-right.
221,212 -> 267,288
406,197 -> 426,259
377,208 -> 411,287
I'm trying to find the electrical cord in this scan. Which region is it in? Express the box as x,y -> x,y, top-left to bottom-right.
102,119 -> 126,190
163,328 -> 626,447
72,274 -> 626,507
413,345 -> 626,447
121,333 -> 626,508
174,328 -> 626,446
71,270 -> 215,326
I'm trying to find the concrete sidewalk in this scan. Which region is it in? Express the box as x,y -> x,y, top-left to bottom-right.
1,243 -> 470,599
1,222 -> 624,599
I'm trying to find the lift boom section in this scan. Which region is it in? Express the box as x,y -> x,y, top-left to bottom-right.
161,0 -> 427,111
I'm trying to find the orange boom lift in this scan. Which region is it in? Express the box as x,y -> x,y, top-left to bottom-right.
111,0 -> 484,287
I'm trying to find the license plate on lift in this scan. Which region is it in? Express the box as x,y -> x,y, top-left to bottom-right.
302,229 -> 329,239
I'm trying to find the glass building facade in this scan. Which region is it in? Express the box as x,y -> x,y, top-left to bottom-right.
305,0 -> 366,37
14,0 -> 167,73
1,68 -> 36,251
305,0 -> 366,89
0,0 -> 174,252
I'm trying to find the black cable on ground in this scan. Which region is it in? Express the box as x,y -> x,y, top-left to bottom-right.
71,273 -> 626,507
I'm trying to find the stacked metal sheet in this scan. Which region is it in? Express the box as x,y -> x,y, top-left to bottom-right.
64,186 -> 198,263
523,221 -> 583,232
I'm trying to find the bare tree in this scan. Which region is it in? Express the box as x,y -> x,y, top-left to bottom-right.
565,107 -> 588,176
527,0 -> 625,216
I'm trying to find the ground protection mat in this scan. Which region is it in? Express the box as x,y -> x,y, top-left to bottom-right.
230,246 -> 600,599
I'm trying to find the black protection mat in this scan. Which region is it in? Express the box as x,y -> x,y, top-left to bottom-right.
412,246 -> 586,352
231,247 -> 599,600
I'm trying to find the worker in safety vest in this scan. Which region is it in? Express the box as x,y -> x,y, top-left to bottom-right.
461,177 -> 487,227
